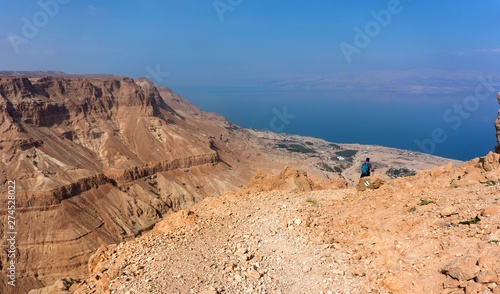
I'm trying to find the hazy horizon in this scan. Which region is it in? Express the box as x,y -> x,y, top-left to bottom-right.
174,85 -> 497,161
2,0 -> 500,160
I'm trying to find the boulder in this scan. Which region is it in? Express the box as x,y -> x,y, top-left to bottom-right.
495,92 -> 500,153
481,206 -> 499,217
28,278 -> 78,294
476,271 -> 499,284
442,256 -> 480,281
441,206 -> 458,217
356,175 -> 385,191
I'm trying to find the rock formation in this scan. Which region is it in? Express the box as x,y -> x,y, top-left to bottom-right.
0,73 -> 463,293
496,92 -> 500,153
0,75 -> 261,292
356,175 -> 385,191
70,156 -> 500,294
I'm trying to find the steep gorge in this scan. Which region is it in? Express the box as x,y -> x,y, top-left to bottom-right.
0,75 -> 239,292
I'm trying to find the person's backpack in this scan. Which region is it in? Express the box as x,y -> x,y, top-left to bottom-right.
361,163 -> 370,174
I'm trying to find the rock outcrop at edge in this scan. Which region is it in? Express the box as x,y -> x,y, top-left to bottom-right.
495,92 -> 500,153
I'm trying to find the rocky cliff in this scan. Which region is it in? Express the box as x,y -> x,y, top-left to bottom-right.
496,92 -> 500,153
0,75 -> 233,292
70,153 -> 500,294
0,73 -> 461,293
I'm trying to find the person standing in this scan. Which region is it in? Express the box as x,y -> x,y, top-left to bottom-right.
360,158 -> 374,178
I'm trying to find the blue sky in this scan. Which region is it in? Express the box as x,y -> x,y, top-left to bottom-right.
2,0 -> 500,90
1,0 -> 500,159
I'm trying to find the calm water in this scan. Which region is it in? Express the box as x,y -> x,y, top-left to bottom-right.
174,86 -> 497,161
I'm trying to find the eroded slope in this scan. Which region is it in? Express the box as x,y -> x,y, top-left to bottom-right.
72,153 -> 499,294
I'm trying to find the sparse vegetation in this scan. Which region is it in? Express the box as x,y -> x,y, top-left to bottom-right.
224,123 -> 240,131
275,143 -> 316,154
335,149 -> 358,158
458,215 -> 481,225
408,206 -> 416,212
486,180 -> 497,186
317,162 -> 334,172
306,197 -> 318,205
419,199 -> 434,206
386,167 -> 417,179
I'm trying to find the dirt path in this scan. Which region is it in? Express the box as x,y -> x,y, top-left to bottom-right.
78,189 -> 367,294
340,152 -> 361,186
72,154 -> 500,294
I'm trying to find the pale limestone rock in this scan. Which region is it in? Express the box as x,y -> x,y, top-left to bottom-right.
482,206 -> 500,217
476,271 -> 500,284
441,206 -> 458,217
442,256 -> 480,281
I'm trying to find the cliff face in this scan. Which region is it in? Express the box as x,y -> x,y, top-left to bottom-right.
0,76 -> 159,127
0,76 -> 219,202
73,156 -> 500,294
0,74 -> 463,293
496,92 -> 500,153
0,75 -> 238,292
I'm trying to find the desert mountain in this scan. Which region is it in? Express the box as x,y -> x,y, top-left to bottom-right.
65,153 -> 500,294
0,73 -> 462,293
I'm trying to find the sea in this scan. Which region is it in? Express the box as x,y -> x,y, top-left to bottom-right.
174,86 -> 498,161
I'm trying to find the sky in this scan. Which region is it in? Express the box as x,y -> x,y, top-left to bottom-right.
1,0 -> 500,88
1,0 -> 500,159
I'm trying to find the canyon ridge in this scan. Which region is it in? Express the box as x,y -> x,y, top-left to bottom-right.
0,73 -> 497,293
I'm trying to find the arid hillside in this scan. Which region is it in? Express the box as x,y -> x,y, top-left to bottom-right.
0,74 -> 462,293
50,152 -> 499,294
